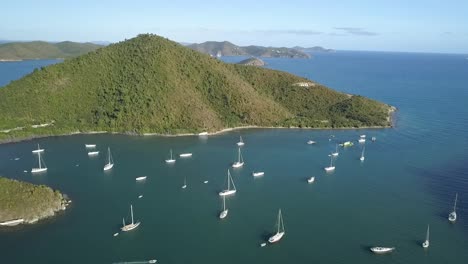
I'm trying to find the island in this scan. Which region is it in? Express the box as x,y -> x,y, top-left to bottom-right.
0,41 -> 103,60
0,177 -> 70,226
0,34 -> 394,144
293,46 -> 335,53
188,41 -> 311,58
237,57 -> 265,66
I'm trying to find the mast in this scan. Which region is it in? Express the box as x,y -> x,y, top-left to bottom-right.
170,149 -> 173,159
240,136 -> 243,143
238,148 -> 241,163
107,148 -> 111,165
38,152 -> 42,169
223,196 -> 226,211
330,155 -> 333,167
277,209 -> 282,233
130,205 -> 134,225
426,225 -> 430,242
122,217 -> 125,227
361,145 -> 365,158
454,193 -> 458,212
227,169 -> 231,190
230,170 -> 236,190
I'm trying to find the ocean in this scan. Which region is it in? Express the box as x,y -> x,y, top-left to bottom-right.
0,52 -> 467,263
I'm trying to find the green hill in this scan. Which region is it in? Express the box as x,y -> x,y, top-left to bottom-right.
0,34 -> 393,142
0,41 -> 102,60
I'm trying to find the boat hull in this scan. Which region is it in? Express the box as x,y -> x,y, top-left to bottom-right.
219,210 -> 228,219
268,232 -> 285,243
232,162 -> 244,168
370,247 -> 395,254
307,177 -> 315,183
179,153 -> 192,158
103,163 -> 114,171
219,190 -> 236,196
32,149 -> 44,153
253,172 -> 265,177
165,159 -> 176,163
31,168 -> 47,173
121,222 -> 140,232
136,176 -> 147,181
88,151 -> 99,156
324,166 -> 335,172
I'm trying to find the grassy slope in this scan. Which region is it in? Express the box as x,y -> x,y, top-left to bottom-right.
0,41 -> 102,60
0,177 -> 64,222
0,34 -> 392,142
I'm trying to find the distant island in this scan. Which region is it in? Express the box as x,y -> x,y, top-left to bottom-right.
293,46 -> 335,53
0,34 -> 393,143
0,177 -> 69,226
188,41 -> 311,58
237,57 -> 265,66
0,41 -> 103,60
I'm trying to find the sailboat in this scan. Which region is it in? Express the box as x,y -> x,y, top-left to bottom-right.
237,136 -> 245,146
181,177 -> 187,189
219,169 -> 237,196
422,224 -> 430,248
31,151 -> 47,173
232,148 -> 244,168
331,144 -> 339,157
219,195 -> 228,219
360,145 -> 365,161
268,209 -> 285,243
32,144 -> 44,153
165,149 -> 176,163
370,247 -> 395,254
121,204 -> 140,232
324,155 -> 335,172
448,193 -> 458,222
103,147 -> 114,171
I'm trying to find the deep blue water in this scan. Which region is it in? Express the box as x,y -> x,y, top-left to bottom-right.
0,59 -> 61,87
0,53 -> 467,263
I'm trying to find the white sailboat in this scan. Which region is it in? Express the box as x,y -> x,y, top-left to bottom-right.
219,169 -> 236,196
422,224 -> 430,248
181,177 -> 187,189
232,148 -> 244,168
268,209 -> 285,243
87,151 -> 99,156
448,193 -> 458,222
253,171 -> 265,177
307,176 -> 315,183
360,145 -> 365,161
331,144 -> 339,157
103,147 -> 114,171
121,204 -> 140,232
32,144 -> 44,153
31,151 -> 47,173
237,136 -> 245,146
324,155 -> 335,172
85,144 -> 96,148
370,247 -> 395,254
219,195 -> 228,219
165,149 -> 176,163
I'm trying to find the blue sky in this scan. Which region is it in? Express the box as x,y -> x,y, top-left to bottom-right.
2,0 -> 468,53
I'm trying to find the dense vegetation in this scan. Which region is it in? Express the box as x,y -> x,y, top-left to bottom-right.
188,41 -> 310,58
0,177 -> 65,223
0,34 -> 392,142
237,57 -> 265,66
0,41 -> 102,60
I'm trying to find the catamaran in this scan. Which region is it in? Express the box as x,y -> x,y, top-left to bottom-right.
237,136 -> 245,146
268,209 -> 285,243
422,224 -> 430,248
232,148 -> 244,168
165,149 -> 176,163
219,195 -> 228,219
448,193 -> 458,222
324,155 -> 335,172
31,151 -> 47,173
32,144 -> 44,153
103,147 -> 114,171
121,204 -> 140,232
307,176 -> 315,183
331,144 -> 339,157
360,145 -> 365,161
370,247 -> 395,254
181,177 -> 187,189
219,169 -> 236,196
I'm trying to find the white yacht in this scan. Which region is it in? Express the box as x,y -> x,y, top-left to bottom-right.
324,155 -> 335,172
31,151 -> 47,173
219,195 -> 228,219
136,176 -> 147,181
219,169 -> 236,196
370,247 -> 395,254
121,205 -> 140,232
307,176 -> 315,183
165,149 -> 176,163
237,136 -> 245,146
268,209 -> 285,243
360,135 -> 366,138
422,224 -> 430,248
87,151 -> 99,156
232,148 -> 244,168
358,138 -> 366,143
179,153 -> 192,158
448,193 -> 458,222
307,140 -> 316,145
32,144 -> 44,153
85,144 -> 96,148
103,147 -> 114,171
253,171 -> 265,177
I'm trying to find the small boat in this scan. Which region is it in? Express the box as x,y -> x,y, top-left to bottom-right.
32,144 -> 44,153
103,147 -> 114,171
14,157 -> 20,161
0,218 -> 24,226
371,136 -> 377,142
360,135 -> 366,138
260,243 -> 267,247
165,149 -> 176,163
331,144 -> 339,157
203,180 -> 209,184
149,260 -> 157,264
324,155 -> 335,172
85,144 -> 96,148
342,141 -> 353,147
198,132 -> 208,136
448,193 -> 458,222
358,138 -> 366,143
219,169 -> 236,196
232,148 -> 244,168
360,145 -> 365,161
422,224 -> 430,248
253,171 -> 265,177
307,176 -> 315,183
237,135 -> 245,146
136,176 -> 147,181
121,204 -> 140,232
138,195 -> 143,199
307,140 -> 316,145
87,151 -> 99,156
23,170 -> 28,173
31,151 -> 47,173
219,195 -> 228,219
113,232 -> 119,237
179,153 -> 192,158
268,209 -> 285,243
181,177 -> 187,189
370,247 -> 395,254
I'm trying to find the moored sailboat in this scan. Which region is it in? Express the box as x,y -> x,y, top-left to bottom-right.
219,195 -> 228,219
31,151 -> 47,173
219,169 -> 236,196
370,247 -> 395,254
103,147 -> 114,171
448,193 -> 458,222
422,224 -> 430,248
165,149 -> 176,163
32,144 -> 44,153
237,136 -> 244,146
324,155 -> 335,172
360,145 -> 365,161
232,148 -> 244,168
121,204 -> 140,232
268,209 -> 285,243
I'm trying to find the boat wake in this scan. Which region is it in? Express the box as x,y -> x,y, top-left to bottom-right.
112,260 -> 156,264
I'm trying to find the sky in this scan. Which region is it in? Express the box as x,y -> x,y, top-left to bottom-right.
2,0 -> 468,53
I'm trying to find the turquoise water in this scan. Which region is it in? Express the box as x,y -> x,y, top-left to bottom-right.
1,53 -> 468,263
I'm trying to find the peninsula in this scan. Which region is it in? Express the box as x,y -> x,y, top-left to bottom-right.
0,177 -> 69,226
0,41 -> 102,60
0,34 -> 393,143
